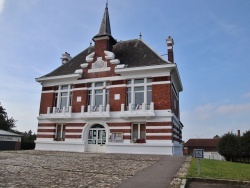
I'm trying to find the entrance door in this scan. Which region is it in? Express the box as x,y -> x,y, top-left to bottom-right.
87,124 -> 106,152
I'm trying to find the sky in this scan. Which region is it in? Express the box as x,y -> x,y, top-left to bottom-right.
0,0 -> 250,141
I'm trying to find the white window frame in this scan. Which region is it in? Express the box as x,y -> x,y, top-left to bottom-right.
88,82 -> 109,108
55,124 -> 65,141
126,78 -> 152,107
131,123 -> 146,141
54,85 -> 72,112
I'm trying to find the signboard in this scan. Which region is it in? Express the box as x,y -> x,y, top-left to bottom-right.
194,149 -> 204,158
0,136 -> 21,142
194,149 -> 204,176
111,132 -> 123,142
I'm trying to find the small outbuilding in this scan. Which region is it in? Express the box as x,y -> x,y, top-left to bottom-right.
0,130 -> 22,150
184,138 -> 224,160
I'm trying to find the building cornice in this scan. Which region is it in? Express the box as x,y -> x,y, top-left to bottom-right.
115,64 -> 176,73
35,74 -> 81,83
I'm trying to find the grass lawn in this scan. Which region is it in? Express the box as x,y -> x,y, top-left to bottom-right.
187,158 -> 250,181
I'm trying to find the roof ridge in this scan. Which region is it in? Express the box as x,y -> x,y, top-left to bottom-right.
139,39 -> 170,64
116,38 -> 140,43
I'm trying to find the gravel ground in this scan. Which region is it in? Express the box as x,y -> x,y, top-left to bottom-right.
0,150 -> 161,188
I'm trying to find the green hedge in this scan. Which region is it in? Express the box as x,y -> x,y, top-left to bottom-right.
21,141 -> 35,150
218,130 -> 250,162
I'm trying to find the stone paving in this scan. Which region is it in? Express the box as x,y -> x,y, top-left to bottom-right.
169,156 -> 192,188
0,150 -> 161,188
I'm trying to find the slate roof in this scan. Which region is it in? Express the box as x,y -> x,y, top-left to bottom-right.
0,130 -> 22,137
40,39 -> 169,78
184,139 -> 220,147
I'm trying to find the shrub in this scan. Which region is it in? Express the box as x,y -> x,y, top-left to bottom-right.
217,132 -> 240,161
218,130 -> 250,162
21,141 -> 35,150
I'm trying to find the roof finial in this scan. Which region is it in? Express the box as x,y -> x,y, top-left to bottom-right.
139,32 -> 142,39
90,41 -> 92,47
106,0 -> 108,8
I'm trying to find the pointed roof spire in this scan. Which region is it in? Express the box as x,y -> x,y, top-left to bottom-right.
98,3 -> 111,36
92,3 -> 116,50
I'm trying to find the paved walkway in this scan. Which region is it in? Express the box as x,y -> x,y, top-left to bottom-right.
117,156 -> 186,188
0,150 -> 186,188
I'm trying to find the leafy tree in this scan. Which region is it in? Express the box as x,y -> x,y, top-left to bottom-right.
213,135 -> 221,139
21,130 -> 36,150
217,132 -> 240,161
240,130 -> 250,161
22,130 -> 36,142
0,104 -> 17,131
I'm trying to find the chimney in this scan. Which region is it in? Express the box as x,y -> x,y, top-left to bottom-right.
166,36 -> 174,63
61,52 -> 72,64
237,130 -> 241,137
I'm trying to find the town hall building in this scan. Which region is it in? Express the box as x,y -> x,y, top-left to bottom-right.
35,5 -> 184,155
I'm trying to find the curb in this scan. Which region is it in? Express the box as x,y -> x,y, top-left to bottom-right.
168,156 -> 192,188
180,179 -> 187,188
186,177 -> 250,187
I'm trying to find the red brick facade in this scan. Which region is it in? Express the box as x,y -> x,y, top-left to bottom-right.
72,90 -> 88,112
109,87 -> 126,111
152,83 -> 171,110
39,92 -> 54,114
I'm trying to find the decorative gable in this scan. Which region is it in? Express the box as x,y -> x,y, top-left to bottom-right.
88,56 -> 110,73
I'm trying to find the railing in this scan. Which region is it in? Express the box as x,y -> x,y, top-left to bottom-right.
125,104 -> 151,111
122,103 -> 154,113
47,106 -> 72,115
80,105 -> 110,118
120,102 -> 155,118
41,106 -> 73,120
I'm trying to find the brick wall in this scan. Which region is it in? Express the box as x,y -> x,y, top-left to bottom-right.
81,38 -> 119,79
72,89 -> 88,113
37,123 -> 55,138
39,93 -> 54,114
146,122 -> 172,126
152,83 -> 171,110
109,80 -> 126,111
146,136 -> 172,140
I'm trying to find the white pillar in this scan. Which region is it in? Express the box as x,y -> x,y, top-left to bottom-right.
150,102 -> 154,112
47,107 -> 50,114
81,105 -> 85,114
107,104 -> 110,113
129,103 -> 132,112
121,104 -> 124,113
142,103 -> 146,112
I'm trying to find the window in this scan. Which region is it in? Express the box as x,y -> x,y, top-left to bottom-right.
132,123 -> 146,142
55,124 -> 65,141
126,78 -> 152,109
54,85 -> 72,112
88,82 -> 109,110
